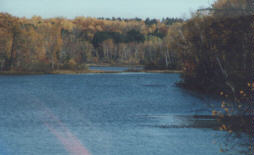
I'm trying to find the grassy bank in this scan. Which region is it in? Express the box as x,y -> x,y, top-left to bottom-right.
0,70 -> 120,75
0,69 -> 183,75
87,63 -> 143,67
50,70 -> 120,74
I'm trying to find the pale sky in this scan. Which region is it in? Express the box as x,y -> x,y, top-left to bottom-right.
0,0 -> 216,19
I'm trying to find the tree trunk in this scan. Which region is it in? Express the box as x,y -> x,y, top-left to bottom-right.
9,33 -> 17,70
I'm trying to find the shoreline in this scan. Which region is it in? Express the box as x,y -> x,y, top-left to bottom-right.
86,63 -> 144,67
0,69 -> 183,75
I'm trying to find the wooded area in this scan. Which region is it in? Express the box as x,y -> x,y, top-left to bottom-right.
178,0 -> 253,101
0,14 -> 183,72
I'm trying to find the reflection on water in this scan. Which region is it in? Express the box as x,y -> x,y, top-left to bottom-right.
0,72 -> 249,155
140,115 -> 220,129
89,66 -> 143,72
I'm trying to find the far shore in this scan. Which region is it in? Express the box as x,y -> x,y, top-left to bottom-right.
86,63 -> 144,67
0,69 -> 183,75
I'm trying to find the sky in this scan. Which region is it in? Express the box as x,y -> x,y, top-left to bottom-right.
0,0 -> 216,19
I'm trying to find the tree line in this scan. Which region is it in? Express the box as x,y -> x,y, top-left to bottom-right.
0,14 -> 183,72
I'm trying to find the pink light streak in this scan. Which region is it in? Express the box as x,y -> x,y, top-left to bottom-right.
32,99 -> 91,155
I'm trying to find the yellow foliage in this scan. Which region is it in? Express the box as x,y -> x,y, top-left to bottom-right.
212,110 -> 217,116
221,124 -> 227,130
68,59 -> 77,66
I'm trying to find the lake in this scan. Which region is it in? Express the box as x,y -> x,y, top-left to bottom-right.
0,71 -> 249,155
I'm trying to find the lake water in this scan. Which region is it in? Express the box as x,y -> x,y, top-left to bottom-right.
0,72 -> 249,155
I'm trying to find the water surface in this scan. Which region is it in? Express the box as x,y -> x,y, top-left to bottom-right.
0,72 -> 248,154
